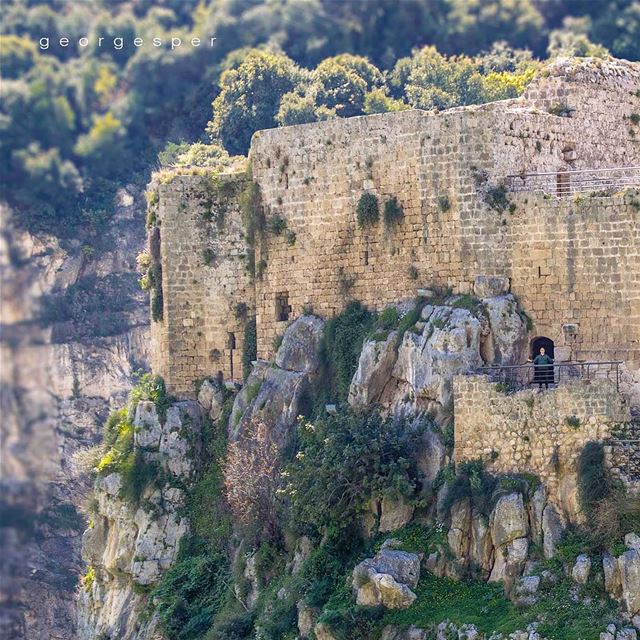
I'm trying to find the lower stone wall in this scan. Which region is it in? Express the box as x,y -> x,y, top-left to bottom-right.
453,375 -> 630,516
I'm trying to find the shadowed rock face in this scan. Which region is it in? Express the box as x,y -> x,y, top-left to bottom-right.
0,190 -> 149,640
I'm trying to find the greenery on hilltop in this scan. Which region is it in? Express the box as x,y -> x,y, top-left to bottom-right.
1,0 -> 638,239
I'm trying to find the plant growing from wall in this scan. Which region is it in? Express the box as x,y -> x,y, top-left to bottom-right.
267,214 -> 287,235
437,195 -> 451,212
383,196 -> 403,226
356,192 -> 379,227
316,300 -> 375,405
407,265 -> 419,280
285,229 -> 296,245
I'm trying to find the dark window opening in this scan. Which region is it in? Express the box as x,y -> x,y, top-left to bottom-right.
275,292 -> 291,322
227,332 -> 236,349
556,171 -> 570,197
363,250 -> 369,266
531,336 -> 554,360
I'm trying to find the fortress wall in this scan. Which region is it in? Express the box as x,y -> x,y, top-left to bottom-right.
453,375 -> 630,513
149,60 -> 640,393
151,173 -> 255,395
250,109 -> 467,359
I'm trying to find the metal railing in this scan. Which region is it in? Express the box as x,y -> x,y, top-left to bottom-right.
476,360 -> 622,391
505,166 -> 640,197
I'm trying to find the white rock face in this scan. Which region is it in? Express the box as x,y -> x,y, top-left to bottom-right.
491,493 -> 529,547
572,554 -> 592,584
620,550 -> 640,614
481,295 -> 528,365
349,331 -> 398,409
275,315 -> 325,373
352,544 -> 421,609
542,504 -> 565,558
78,401 -> 201,640
392,306 -> 483,408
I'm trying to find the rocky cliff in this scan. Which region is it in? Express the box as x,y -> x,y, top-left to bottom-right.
0,188 -> 149,640
76,292 -> 640,640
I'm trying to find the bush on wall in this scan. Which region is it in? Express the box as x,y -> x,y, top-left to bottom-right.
356,192 -> 379,227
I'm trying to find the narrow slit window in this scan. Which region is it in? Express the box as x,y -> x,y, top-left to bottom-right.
275,292 -> 291,322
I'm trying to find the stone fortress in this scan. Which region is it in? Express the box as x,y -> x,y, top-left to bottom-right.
149,57 -> 639,396
147,57 -> 640,495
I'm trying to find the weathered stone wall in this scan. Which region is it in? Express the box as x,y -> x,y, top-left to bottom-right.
249,57 -> 640,362
150,173 -> 255,394
151,58 -> 640,395
453,374 -> 630,514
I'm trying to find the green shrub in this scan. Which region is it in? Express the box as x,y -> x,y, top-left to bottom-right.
242,317 -> 257,381
377,306 -> 399,330
356,192 -> 379,227
267,214 -> 287,235
577,441 -> 611,518
151,537 -> 232,640
437,195 -> 451,211
565,415 -> 581,429
284,410 -> 423,534
316,301 -> 376,405
407,265 -> 419,279
383,196 -> 403,226
484,184 -> 510,212
631,113 -> 640,125
239,178 -> 264,246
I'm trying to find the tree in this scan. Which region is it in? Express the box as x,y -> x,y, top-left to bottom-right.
312,53 -> 385,117
0,35 -> 38,78
207,50 -> 304,155
223,418 -> 281,542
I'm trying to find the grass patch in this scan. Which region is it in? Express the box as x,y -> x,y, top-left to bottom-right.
384,572 -> 526,633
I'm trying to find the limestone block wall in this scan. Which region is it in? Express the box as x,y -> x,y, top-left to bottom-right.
150,173 -> 255,395
149,58 -> 640,394
453,374 -> 630,511
249,58 -> 639,361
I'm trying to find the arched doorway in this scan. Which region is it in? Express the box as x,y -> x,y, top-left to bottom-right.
531,336 -> 554,360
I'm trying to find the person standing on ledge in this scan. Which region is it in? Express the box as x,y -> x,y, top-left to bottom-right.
529,347 -> 554,390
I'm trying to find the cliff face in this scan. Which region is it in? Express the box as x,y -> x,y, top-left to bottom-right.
0,188 -> 149,640
77,291 -> 640,640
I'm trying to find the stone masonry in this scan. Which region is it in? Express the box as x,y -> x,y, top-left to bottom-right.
453,375 -> 630,512
149,57 -> 640,396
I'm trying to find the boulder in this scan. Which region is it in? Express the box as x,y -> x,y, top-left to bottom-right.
604,552 -> 622,597
491,493 -> 528,547
381,626 -> 428,640
617,629 -> 638,640
572,554 -> 591,584
275,315 -> 324,373
626,534 -> 640,550
197,379 -> 226,421
392,306 -> 483,408
481,295 -> 527,365
620,550 -> 640,614
528,484 -> 546,546
470,511 -> 494,575
448,498 -> 472,562
489,537 -> 528,583
474,275 -> 510,298
379,495 -> 415,533
542,504 -> 565,558
349,332 -> 398,409
352,545 -> 420,609
513,575 -> 540,606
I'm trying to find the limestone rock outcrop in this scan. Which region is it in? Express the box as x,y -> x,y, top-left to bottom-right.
352,542 -> 421,609
77,401 -> 201,640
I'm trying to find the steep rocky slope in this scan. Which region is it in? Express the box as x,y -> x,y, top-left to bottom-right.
0,189 -> 149,640
77,293 -> 640,640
